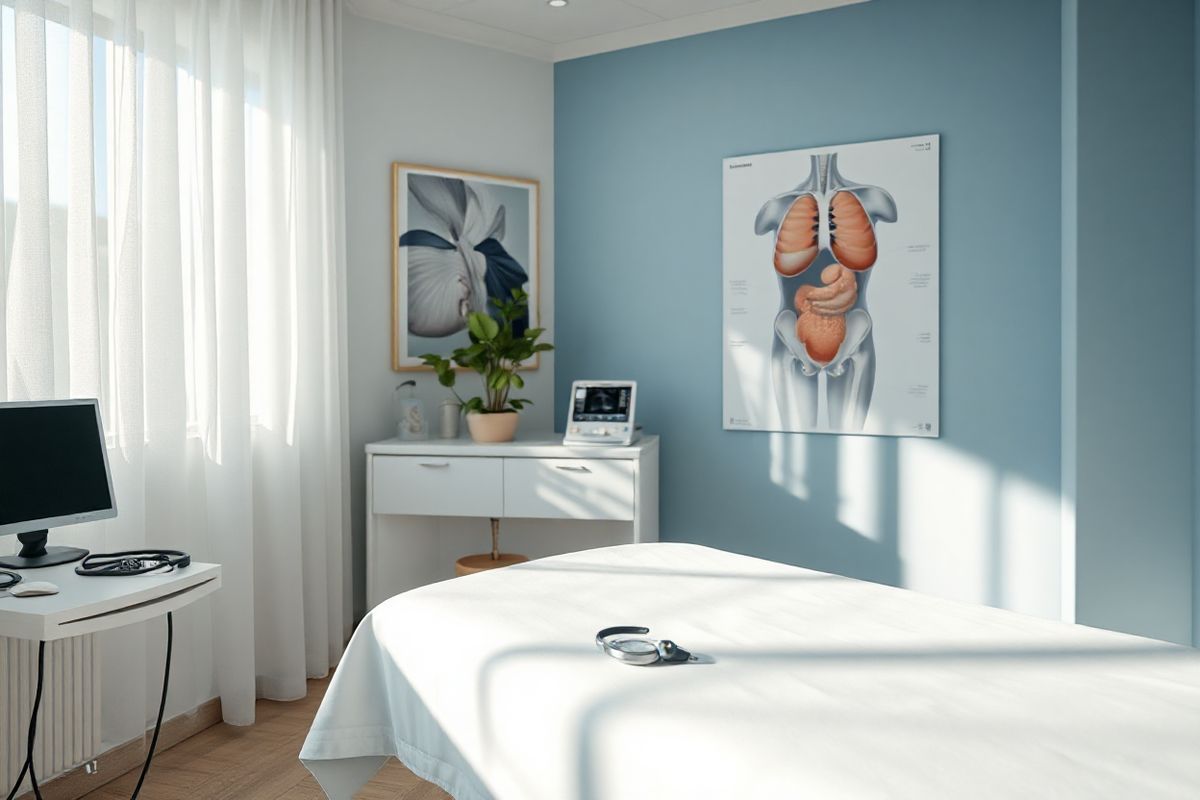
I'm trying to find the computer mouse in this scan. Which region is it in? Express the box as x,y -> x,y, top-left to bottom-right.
10,581 -> 59,597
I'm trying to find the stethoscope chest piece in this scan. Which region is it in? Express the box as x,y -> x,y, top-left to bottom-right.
596,626 -> 697,666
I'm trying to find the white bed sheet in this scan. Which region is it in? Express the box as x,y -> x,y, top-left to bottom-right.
301,543 -> 1200,799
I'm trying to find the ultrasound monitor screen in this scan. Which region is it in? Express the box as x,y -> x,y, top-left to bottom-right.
0,401 -> 114,530
573,386 -> 632,422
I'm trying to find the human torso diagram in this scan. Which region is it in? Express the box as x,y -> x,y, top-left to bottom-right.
754,153 -> 897,432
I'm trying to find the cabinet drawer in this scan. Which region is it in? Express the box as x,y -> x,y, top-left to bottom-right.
504,458 -> 635,521
372,456 -> 502,517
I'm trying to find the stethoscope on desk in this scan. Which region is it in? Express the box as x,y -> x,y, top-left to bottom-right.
0,554 -> 187,592
596,626 -> 699,666
1,550 -> 189,590
75,550 -> 190,576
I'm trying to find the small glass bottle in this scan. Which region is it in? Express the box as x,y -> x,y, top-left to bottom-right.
393,380 -> 428,440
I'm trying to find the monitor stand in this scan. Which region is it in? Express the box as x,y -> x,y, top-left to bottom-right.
0,530 -> 89,569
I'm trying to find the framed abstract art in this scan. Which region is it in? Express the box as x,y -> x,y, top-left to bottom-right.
392,163 -> 541,371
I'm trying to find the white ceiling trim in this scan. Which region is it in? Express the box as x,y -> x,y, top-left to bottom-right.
345,0 -> 869,63
555,0 -> 867,62
346,0 -> 558,61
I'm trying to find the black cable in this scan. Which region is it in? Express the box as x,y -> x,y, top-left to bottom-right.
27,751 -> 40,800
5,640 -> 46,800
27,639 -> 45,799
130,611 -> 172,800
0,570 -> 20,591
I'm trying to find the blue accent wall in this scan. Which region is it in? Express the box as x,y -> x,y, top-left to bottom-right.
1067,0 -> 1195,644
1195,0 -> 1200,647
554,0 -> 1064,598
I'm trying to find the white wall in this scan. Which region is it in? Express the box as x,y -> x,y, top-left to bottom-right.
342,12 -> 555,619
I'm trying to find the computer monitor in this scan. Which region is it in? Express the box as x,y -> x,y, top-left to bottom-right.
0,399 -> 115,569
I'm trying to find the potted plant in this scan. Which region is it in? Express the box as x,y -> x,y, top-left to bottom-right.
421,289 -> 552,443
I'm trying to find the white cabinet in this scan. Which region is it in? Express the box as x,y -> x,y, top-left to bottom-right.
366,435 -> 659,608
503,458 -> 635,521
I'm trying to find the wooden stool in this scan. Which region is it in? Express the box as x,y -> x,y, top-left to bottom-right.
455,518 -> 528,577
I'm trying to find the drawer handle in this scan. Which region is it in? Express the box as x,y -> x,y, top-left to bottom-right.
418,462 -> 450,468
556,465 -> 592,473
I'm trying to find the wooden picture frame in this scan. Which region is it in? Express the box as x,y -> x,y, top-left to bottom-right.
392,163 -> 541,371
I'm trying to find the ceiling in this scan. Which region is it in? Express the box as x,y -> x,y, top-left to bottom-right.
346,0 -> 868,62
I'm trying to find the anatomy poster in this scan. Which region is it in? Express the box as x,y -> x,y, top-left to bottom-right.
723,135 -> 939,437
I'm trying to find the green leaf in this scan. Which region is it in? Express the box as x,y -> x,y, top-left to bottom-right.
510,373 -> 524,389
466,313 -> 488,341
482,316 -> 500,340
523,327 -> 545,340
466,312 -> 500,343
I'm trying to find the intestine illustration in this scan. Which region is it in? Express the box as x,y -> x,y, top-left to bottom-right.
754,153 -> 897,432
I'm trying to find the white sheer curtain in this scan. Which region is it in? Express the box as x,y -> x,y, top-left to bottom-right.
0,0 -> 349,739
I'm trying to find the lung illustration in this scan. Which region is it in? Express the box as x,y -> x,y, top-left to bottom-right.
754,153 -> 897,432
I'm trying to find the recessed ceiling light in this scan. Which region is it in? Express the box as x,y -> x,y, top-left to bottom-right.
547,0 -> 568,7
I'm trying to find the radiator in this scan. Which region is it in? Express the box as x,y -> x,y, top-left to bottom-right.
0,636 -> 100,792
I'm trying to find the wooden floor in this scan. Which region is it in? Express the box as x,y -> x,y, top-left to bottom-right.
79,677 -> 451,800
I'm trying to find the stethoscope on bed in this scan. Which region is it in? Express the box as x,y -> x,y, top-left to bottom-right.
596,626 -> 699,666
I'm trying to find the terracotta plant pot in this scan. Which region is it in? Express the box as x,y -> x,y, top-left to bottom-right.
466,411 -> 519,443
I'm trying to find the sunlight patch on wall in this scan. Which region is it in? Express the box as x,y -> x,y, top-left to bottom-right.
998,474 -> 1061,618
897,439 -> 1060,620
836,435 -> 882,541
769,431 -> 809,501
899,439 -> 993,606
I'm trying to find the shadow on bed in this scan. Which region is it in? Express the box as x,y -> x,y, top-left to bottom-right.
468,637 -> 1189,800
513,558 -> 845,583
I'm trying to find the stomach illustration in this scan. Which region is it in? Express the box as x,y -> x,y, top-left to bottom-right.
755,153 -> 897,432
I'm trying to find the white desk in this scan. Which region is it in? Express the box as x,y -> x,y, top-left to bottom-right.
0,562 -> 221,641
366,434 -> 658,608
0,562 -> 221,794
